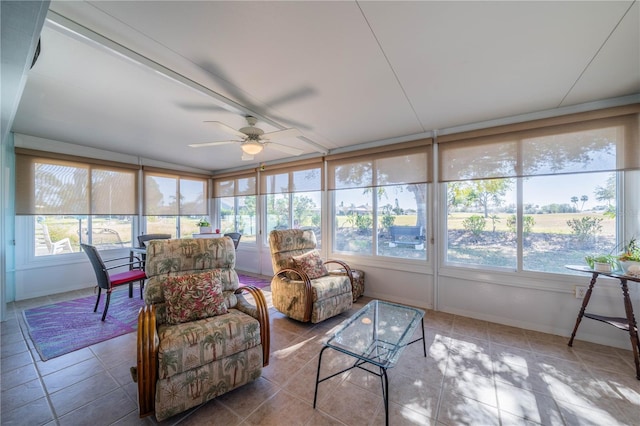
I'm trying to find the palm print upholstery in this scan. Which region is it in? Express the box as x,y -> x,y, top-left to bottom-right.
139,237 -> 267,421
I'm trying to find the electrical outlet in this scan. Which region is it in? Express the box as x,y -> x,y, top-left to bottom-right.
575,286 -> 587,299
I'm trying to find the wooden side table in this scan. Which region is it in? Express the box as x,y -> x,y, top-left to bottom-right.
566,265 -> 640,379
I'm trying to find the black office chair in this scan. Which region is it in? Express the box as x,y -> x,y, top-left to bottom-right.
223,232 -> 242,249
81,243 -> 146,321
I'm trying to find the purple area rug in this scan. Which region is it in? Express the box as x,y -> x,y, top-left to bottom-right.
23,289 -> 145,361
23,273 -> 271,361
238,273 -> 271,289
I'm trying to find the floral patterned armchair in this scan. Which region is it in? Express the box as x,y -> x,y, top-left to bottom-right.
134,237 -> 269,421
269,229 -> 354,323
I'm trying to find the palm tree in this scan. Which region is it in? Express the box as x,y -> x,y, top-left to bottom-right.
224,353 -> 246,387
203,331 -> 224,359
159,352 -> 178,378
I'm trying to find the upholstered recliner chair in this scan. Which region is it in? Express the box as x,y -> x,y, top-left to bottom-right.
135,237 -> 269,421
269,229 -> 354,323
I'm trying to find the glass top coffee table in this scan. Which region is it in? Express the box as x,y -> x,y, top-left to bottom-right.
313,300 -> 426,425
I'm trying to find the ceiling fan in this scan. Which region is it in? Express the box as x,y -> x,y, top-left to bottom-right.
188,116 -> 304,161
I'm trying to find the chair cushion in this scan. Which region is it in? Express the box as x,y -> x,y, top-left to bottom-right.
110,269 -> 146,286
163,270 -> 228,325
292,250 -> 328,279
157,309 -> 262,379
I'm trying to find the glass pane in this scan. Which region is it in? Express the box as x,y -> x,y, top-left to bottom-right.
237,195 -> 256,244
34,215 -> 79,256
219,197 -> 235,234
180,216 -> 200,237
377,184 -> 427,260
146,216 -> 177,238
145,175 -> 178,215
92,169 -> 136,215
334,188 -> 373,255
266,193 -> 290,232
89,215 -> 132,249
293,191 -> 322,248
446,179 -> 517,268
179,178 -> 206,215
523,172 -> 617,274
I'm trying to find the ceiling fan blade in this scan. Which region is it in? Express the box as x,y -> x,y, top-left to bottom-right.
203,121 -> 246,138
241,153 -> 254,161
262,128 -> 302,141
188,140 -> 237,148
269,142 -> 304,156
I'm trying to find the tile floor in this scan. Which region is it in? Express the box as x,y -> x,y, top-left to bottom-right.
2,283 -> 639,425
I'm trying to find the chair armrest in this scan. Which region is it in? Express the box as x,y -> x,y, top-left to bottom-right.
275,268 -> 313,321
104,255 -> 135,263
234,286 -> 270,366
136,305 -> 158,418
104,260 -> 144,271
324,260 -> 354,285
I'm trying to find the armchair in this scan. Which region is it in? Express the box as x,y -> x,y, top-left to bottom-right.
135,237 -> 269,421
269,229 -> 354,323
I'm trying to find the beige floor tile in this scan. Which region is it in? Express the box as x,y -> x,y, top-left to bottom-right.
179,399 -> 242,426
57,388 -> 138,426
0,396 -> 55,426
216,376 -> 278,418
442,369 -> 497,407
437,393 -> 500,425
3,288 -> 640,426
317,379 -> 383,425
495,380 -> 563,424
244,389 -> 316,426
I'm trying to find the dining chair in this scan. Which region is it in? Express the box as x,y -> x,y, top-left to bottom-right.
81,243 -> 147,321
137,233 -> 171,248
223,232 -> 242,249
136,234 -> 171,269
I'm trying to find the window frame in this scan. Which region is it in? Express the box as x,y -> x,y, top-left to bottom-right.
438,106 -> 640,277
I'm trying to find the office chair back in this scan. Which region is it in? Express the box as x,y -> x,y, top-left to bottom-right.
137,233 -> 171,248
223,232 -> 241,249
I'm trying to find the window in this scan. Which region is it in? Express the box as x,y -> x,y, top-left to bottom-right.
16,151 -> 137,255
439,109 -> 639,275
327,141 -> 432,259
143,169 -> 208,238
214,174 -> 257,244
261,162 -> 323,247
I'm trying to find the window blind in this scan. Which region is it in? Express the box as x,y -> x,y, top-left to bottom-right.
327,141 -> 432,190
213,172 -> 257,198
143,170 -> 208,215
438,106 -> 640,182
15,151 -> 137,215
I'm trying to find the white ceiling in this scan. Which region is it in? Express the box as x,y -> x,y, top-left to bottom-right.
12,1 -> 640,172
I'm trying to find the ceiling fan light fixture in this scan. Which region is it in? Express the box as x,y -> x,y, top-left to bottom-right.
241,140 -> 263,155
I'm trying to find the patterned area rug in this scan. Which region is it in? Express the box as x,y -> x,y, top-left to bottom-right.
23,273 -> 271,361
238,273 -> 271,289
22,289 -> 145,361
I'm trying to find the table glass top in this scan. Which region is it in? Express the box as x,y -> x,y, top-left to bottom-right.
566,264 -> 640,282
326,300 -> 424,368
